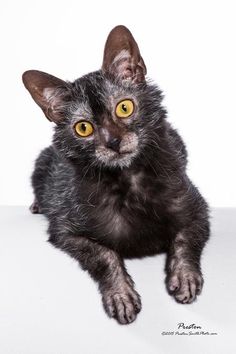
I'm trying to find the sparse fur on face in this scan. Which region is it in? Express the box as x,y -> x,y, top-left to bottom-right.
23,25 -> 210,325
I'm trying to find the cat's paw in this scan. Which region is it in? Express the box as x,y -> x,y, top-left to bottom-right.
166,268 -> 203,304
102,284 -> 141,325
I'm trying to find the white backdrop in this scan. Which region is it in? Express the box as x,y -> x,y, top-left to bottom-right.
0,0 -> 235,207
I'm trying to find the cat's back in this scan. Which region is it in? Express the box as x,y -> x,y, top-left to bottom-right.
32,145 -> 57,191
32,145 -> 74,213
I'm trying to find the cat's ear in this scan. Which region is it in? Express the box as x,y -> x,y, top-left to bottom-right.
22,70 -> 69,123
102,25 -> 147,84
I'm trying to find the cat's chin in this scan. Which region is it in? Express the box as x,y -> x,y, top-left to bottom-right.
109,153 -> 137,169
95,148 -> 136,169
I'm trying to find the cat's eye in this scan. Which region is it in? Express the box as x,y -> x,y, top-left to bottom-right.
74,121 -> 94,137
115,99 -> 134,118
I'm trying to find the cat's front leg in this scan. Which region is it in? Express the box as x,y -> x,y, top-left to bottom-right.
165,231 -> 205,304
49,232 -> 141,324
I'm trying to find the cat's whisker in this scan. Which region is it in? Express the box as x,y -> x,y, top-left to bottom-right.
141,150 -> 172,181
145,140 -> 172,157
81,160 -> 96,182
140,151 -> 159,178
95,165 -> 102,196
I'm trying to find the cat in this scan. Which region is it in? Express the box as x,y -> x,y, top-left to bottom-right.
22,25 -> 210,325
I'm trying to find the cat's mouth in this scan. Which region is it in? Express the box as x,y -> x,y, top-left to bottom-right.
95,132 -> 138,168
95,147 -> 137,168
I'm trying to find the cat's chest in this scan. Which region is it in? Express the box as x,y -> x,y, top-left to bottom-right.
99,170 -> 152,208
88,170 -> 161,237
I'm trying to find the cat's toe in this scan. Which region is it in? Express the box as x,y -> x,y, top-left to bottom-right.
102,286 -> 141,325
167,268 -> 203,304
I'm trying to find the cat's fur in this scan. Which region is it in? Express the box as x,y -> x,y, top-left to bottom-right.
23,26 -> 210,325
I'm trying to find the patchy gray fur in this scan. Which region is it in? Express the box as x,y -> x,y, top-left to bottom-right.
23,26 -> 210,325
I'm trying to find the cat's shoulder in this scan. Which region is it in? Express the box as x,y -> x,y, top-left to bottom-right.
165,122 -> 188,166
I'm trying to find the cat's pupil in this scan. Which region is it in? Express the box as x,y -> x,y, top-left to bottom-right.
81,123 -> 87,132
122,104 -> 127,112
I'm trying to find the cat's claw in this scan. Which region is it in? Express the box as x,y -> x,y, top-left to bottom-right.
166,268 -> 203,304
102,284 -> 141,324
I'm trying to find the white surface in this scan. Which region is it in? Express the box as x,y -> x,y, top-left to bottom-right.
0,0 -> 236,207
0,207 -> 235,354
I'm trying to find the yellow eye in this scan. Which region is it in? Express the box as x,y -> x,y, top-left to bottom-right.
115,99 -> 134,118
74,121 -> 94,137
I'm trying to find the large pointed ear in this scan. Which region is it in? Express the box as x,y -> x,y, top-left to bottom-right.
22,70 -> 70,123
102,25 -> 147,84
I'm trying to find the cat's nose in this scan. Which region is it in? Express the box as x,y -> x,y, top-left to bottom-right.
106,137 -> 121,152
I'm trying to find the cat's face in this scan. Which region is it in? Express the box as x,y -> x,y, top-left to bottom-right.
22,26 -> 163,169
66,75 -> 140,168
52,73 -> 162,169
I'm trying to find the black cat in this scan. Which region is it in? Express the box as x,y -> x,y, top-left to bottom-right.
22,25 -> 210,325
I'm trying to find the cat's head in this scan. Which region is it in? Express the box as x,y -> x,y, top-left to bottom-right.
23,26 -> 164,169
